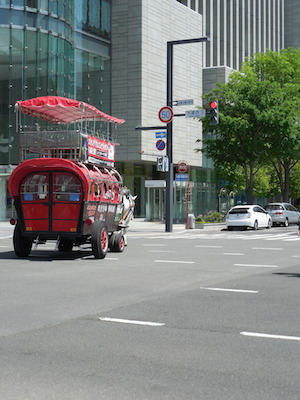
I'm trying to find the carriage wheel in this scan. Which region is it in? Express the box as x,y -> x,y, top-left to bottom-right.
13,223 -> 33,257
91,221 -> 108,259
113,232 -> 125,252
109,232 -> 117,252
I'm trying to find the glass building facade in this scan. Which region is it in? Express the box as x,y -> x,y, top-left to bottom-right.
0,0 -> 111,166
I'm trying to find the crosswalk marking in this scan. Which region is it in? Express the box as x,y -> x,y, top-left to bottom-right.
138,231 -> 300,243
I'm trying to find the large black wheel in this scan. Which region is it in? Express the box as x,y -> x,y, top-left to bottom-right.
109,232 -> 117,252
91,221 -> 108,259
13,223 -> 33,257
283,218 -> 289,227
267,219 -> 272,229
253,220 -> 258,230
58,239 -> 74,252
113,232 -> 125,252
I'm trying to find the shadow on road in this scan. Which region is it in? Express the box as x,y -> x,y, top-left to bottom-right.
273,272 -> 300,278
0,249 -> 95,262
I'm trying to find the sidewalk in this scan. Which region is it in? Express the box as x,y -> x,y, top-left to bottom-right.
127,218 -> 186,234
127,218 -> 226,234
0,218 -> 226,234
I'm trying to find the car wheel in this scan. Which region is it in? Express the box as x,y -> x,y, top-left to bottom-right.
267,219 -> 272,229
253,220 -> 258,230
283,218 -> 289,227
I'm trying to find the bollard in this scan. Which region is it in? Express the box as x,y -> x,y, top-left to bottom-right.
187,213 -> 195,229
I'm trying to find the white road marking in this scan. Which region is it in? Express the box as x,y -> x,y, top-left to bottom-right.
195,245 -> 223,248
234,263 -> 278,268
240,332 -> 300,341
224,252 -> 245,256
200,287 -> 258,293
154,260 -> 195,264
148,250 -> 175,253
142,244 -> 167,246
0,245 -> 10,248
292,255 -> 300,258
0,236 -> 13,240
99,317 -> 165,327
105,257 -> 119,260
252,247 -> 283,251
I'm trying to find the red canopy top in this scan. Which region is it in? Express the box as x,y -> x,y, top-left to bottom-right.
15,96 -> 125,125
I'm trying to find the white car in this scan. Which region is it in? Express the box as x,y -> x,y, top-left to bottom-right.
226,205 -> 272,231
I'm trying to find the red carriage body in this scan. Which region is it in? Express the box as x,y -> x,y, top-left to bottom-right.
8,96 -> 132,259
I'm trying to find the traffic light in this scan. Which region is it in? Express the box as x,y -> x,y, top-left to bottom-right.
209,100 -> 219,125
156,156 -> 168,172
157,156 -> 164,172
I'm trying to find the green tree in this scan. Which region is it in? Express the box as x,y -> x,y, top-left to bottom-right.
198,48 -> 300,203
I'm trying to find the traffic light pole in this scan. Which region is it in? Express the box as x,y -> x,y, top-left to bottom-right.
166,42 -> 174,232
165,36 -> 209,233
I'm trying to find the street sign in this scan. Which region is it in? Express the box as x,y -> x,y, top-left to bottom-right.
158,106 -> 173,123
175,173 -> 188,182
145,180 -> 166,188
185,109 -> 206,118
174,99 -> 194,106
177,160 -> 188,173
156,140 -> 166,151
155,131 -> 166,139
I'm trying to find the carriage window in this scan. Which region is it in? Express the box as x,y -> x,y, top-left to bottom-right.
53,174 -> 81,201
21,174 -> 48,201
94,183 -> 100,197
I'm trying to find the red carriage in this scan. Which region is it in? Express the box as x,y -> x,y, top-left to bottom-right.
8,96 -> 134,259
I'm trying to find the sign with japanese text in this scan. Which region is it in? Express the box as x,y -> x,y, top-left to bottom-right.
80,134 -> 115,167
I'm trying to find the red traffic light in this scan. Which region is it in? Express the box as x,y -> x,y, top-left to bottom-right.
210,100 -> 218,109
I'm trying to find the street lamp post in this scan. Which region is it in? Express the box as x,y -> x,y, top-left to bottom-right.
165,36 -> 209,232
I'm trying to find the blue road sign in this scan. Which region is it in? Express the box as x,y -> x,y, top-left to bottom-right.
155,131 -> 167,139
175,173 -> 188,181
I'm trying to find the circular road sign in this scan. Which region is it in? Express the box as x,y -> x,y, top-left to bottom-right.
156,140 -> 166,151
177,160 -> 188,173
158,106 -> 173,123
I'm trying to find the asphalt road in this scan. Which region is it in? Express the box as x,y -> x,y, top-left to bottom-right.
0,222 -> 300,399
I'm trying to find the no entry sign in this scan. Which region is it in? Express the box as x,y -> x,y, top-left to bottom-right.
177,160 -> 188,173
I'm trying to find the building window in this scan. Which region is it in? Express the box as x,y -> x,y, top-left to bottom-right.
76,0 -> 111,39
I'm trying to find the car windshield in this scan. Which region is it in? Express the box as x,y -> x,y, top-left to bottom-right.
229,208 -> 249,214
265,205 -> 283,210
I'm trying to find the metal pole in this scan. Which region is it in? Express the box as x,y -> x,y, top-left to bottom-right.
165,36 -> 209,233
166,42 -> 173,232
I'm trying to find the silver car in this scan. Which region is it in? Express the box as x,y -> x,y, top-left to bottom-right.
264,203 -> 300,227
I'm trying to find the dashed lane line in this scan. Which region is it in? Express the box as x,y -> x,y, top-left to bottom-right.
200,287 -> 258,294
240,332 -> 300,341
234,263 -> 278,268
223,252 -> 245,256
99,317 -> 165,327
147,250 -> 176,253
252,247 -> 283,250
195,245 -> 223,248
154,259 -> 195,264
